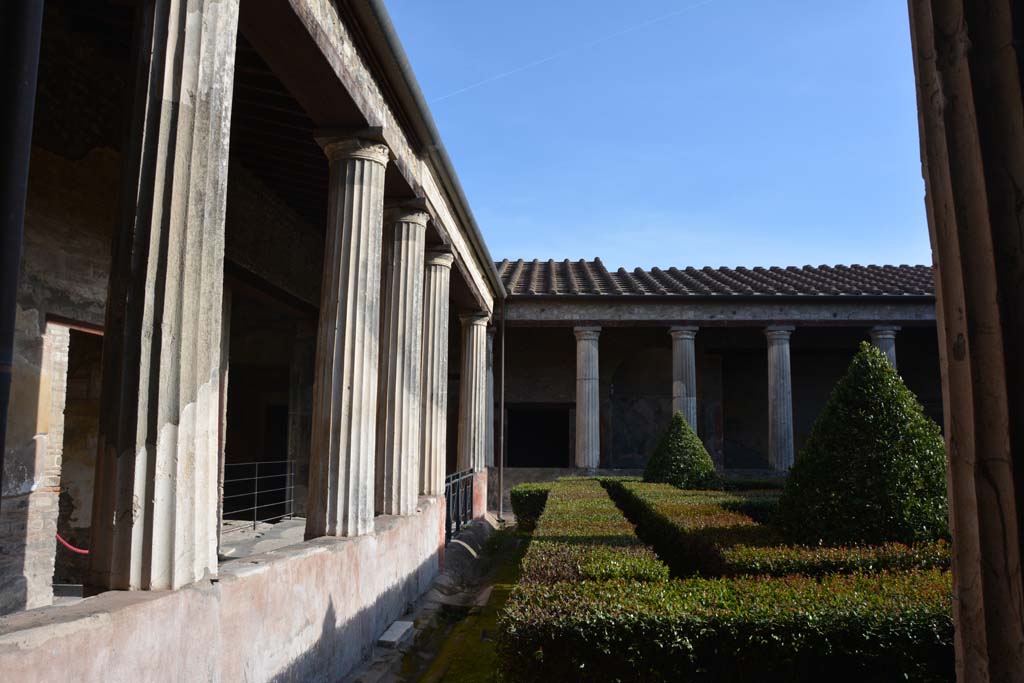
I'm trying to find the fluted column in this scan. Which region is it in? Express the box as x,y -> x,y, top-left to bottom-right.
765,326 -> 795,472
574,326 -> 601,470
870,325 -> 900,369
485,327 -> 496,468
375,205 -> 428,516
669,326 -> 699,429
305,135 -> 389,539
288,320 -> 315,517
457,313 -> 489,472
419,250 -> 454,495
88,0 -> 239,593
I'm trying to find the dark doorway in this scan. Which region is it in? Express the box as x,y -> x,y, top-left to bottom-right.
507,405 -> 572,467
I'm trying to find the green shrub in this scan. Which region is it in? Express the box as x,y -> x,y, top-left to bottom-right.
498,569 -> 954,682
643,411 -> 719,489
722,476 -> 787,491
606,480 -> 770,576
720,492 -> 780,524
510,483 -> 552,531
520,479 -> 668,584
604,480 -> 949,577
776,342 -> 948,545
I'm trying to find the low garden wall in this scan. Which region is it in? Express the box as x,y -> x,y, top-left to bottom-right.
0,497 -> 446,682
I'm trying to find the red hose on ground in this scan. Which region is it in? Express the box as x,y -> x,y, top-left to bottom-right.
56,532 -> 89,555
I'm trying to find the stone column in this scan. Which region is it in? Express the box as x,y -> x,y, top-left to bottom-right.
765,326 -> 795,472
870,325 -> 900,369
420,250 -> 454,495
669,326 -> 699,430
375,206 -> 428,516
287,320 -> 315,518
574,326 -> 601,470
305,135 -> 389,539
485,327 -> 496,468
89,0 -> 239,593
457,313 -> 489,472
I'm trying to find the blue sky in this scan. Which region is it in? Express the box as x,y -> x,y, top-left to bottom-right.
387,0 -> 930,269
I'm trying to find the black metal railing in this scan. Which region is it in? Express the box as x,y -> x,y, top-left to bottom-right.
444,469 -> 475,544
222,460 -> 295,534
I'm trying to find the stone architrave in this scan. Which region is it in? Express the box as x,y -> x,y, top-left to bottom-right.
765,325 -> 795,472
457,313 -> 489,472
669,326 -> 699,429
419,250 -> 454,495
574,326 -> 601,470
870,325 -> 900,369
375,205 -> 428,516
305,135 -> 389,539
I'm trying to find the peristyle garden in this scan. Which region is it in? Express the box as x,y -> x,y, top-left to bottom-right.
497,343 -> 953,681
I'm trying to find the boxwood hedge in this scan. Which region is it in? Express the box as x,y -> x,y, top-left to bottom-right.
520,479 -> 668,584
604,480 -> 949,577
498,569 -> 954,682
509,482 -> 552,531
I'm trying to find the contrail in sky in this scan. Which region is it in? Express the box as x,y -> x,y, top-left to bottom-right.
432,0 -> 723,103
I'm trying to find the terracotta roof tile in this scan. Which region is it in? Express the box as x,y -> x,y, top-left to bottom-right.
498,260 -> 934,298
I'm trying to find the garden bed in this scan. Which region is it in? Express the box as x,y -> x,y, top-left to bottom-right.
604,479 -> 950,578
499,477 -> 954,682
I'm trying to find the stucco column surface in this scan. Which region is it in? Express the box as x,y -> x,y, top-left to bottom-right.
419,250 -> 454,495
288,320 -> 315,517
89,0 -> 240,593
375,207 -> 428,516
457,313 -> 489,473
669,326 -> 699,430
485,327 -> 496,468
305,136 -> 389,539
765,326 -> 795,472
574,326 -> 601,470
870,325 -> 900,369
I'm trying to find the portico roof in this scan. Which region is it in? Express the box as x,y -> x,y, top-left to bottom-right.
497,258 -> 934,298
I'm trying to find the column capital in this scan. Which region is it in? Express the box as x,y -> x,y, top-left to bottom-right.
574,326 -> 601,340
460,311 -> 490,327
315,128 -> 390,165
870,325 -> 901,338
669,325 -> 699,339
385,198 -> 430,227
764,325 -> 795,341
426,249 -> 455,269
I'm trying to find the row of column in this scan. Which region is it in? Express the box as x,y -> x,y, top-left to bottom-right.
306,134 -> 491,538
571,324 -> 902,473
90,121 -> 492,594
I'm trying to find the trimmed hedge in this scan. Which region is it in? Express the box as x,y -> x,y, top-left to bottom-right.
776,342 -> 948,545
605,480 -> 949,577
509,482 -> 552,531
498,569 -> 954,682
520,479 -> 668,584
722,476 -> 787,491
644,411 -> 719,489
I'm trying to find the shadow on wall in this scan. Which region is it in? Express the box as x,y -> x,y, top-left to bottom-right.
265,550 -> 440,682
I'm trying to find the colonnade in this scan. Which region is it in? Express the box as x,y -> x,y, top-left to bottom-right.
304,133 -> 492,538
570,323 -> 901,473
89,114 -> 494,593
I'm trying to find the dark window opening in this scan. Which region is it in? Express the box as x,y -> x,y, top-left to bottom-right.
506,405 -> 572,468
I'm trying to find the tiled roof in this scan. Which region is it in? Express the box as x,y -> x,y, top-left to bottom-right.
496,258 -> 934,298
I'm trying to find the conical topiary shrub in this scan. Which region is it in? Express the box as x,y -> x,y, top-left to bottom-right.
644,411 -> 719,489
776,342 -> 948,545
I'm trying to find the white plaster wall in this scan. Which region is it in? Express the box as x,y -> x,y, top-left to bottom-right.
0,497 -> 445,683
